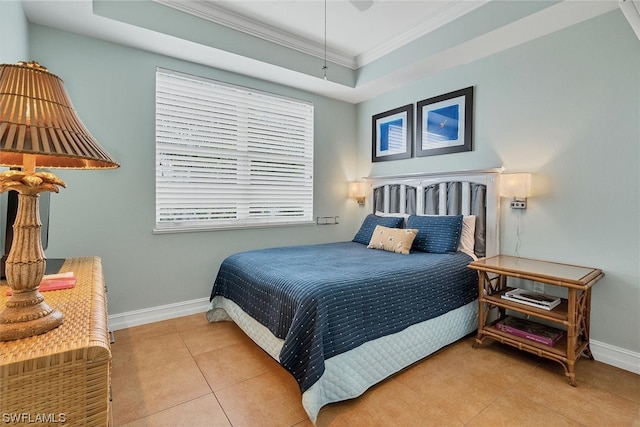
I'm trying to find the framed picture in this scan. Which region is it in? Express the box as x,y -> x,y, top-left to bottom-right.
372,104 -> 413,162
416,87 -> 473,157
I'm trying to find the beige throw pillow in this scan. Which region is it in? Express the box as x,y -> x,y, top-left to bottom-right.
367,225 -> 418,255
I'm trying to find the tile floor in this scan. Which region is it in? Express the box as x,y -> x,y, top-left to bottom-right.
111,313 -> 640,426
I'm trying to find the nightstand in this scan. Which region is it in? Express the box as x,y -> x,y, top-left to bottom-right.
468,255 -> 604,386
0,257 -> 111,426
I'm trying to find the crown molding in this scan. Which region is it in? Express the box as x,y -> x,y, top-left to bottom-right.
354,0 -> 489,67
154,0 -> 357,69
619,0 -> 640,39
23,0 -> 621,104
155,0 -> 488,70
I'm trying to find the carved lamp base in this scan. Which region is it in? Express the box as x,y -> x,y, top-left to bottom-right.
0,289 -> 63,340
0,168 -> 65,341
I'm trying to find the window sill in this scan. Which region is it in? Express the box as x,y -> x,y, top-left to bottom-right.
153,220 -> 316,234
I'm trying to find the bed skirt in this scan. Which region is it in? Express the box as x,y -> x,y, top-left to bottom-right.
207,296 -> 478,424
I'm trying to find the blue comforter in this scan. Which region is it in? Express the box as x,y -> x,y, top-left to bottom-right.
209,241 -> 477,392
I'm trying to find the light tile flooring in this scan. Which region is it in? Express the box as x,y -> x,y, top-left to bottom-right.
111,313 -> 640,426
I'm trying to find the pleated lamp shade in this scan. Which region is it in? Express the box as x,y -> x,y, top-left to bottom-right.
0,61 -> 119,169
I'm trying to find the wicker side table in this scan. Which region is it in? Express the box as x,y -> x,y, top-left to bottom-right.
0,257 -> 111,426
469,255 -> 603,386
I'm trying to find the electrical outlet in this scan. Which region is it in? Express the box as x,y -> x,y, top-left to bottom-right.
510,200 -> 527,209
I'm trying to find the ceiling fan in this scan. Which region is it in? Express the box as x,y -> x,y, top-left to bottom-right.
350,0 -> 374,12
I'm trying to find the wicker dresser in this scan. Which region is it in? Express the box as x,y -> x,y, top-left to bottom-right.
0,257 -> 111,426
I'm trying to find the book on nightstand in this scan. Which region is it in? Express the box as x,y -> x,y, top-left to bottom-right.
501,288 -> 561,310
496,316 -> 564,347
5,272 -> 76,296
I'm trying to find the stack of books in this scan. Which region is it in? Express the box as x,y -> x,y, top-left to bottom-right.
501,288 -> 561,310
496,316 -> 564,346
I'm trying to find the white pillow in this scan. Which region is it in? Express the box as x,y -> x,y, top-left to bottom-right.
459,215 -> 476,258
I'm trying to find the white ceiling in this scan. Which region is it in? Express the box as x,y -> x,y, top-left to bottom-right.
21,1 -> 627,103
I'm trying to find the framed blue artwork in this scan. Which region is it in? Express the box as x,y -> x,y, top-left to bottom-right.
372,104 -> 413,162
416,87 -> 473,157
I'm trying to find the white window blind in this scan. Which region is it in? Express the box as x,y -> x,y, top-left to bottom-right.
155,68 -> 314,232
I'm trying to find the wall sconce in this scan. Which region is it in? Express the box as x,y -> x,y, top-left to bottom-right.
500,173 -> 532,209
348,182 -> 366,206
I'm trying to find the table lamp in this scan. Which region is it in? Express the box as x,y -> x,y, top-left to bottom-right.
0,61 -> 119,341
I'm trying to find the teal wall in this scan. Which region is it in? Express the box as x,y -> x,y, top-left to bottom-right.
0,1 -> 28,63
356,10 -> 639,353
26,25 -> 359,315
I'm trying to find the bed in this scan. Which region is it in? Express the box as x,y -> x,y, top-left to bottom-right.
207,169 -> 501,423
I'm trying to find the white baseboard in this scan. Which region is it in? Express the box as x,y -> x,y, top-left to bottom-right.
591,339 -> 640,375
108,300 -> 640,376
108,297 -> 210,331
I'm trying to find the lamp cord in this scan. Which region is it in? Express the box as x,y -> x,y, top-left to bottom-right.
515,208 -> 522,257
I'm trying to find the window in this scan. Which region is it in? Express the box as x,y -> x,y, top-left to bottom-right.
155,68 -> 314,232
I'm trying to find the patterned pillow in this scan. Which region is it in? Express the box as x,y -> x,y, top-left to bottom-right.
353,214 -> 404,245
374,211 -> 410,227
367,225 -> 418,255
406,214 -> 463,254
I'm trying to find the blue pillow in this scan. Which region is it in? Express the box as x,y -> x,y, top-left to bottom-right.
406,215 -> 463,253
353,214 -> 404,245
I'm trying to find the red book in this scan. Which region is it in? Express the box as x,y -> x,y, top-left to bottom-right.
496,316 -> 563,347
5,272 -> 76,296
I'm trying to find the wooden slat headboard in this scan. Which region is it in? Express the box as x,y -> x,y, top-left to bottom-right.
364,169 -> 501,258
